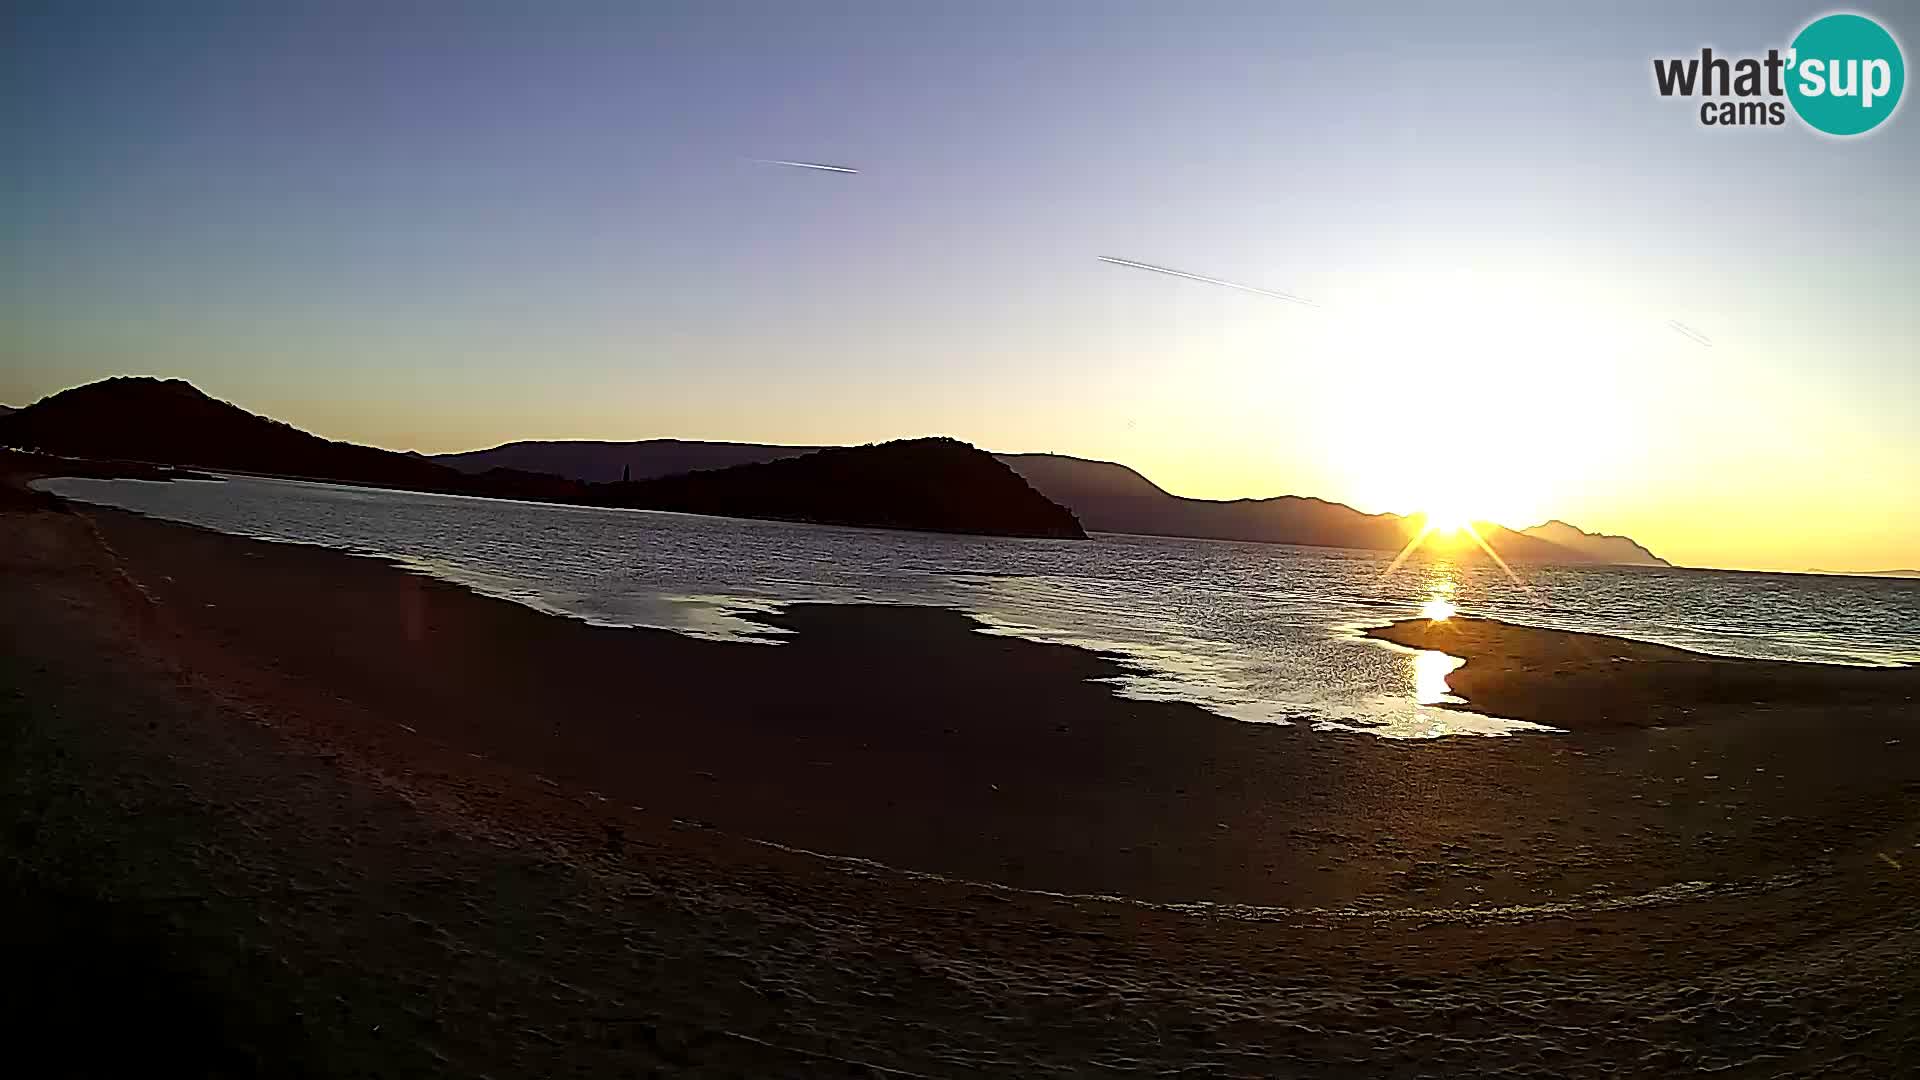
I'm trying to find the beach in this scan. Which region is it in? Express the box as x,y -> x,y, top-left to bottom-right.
6,476 -> 1920,1076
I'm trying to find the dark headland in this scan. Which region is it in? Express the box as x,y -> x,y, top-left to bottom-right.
591,436 -> 1085,539
4,375 -> 1692,560
0,378 -> 1085,540
440,437 -> 1671,564
0,376 -> 580,501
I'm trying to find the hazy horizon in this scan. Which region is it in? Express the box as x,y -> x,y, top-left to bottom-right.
5,4 -> 1916,573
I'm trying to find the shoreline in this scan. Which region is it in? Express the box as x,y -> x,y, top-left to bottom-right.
1366,616 -> 1919,729
32,450 -> 1920,586
17,483 -> 1920,902
7,476 -> 1920,1073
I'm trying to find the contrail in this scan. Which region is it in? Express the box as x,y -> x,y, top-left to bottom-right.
1666,319 -> 1713,347
755,159 -> 859,174
1097,256 -> 1315,307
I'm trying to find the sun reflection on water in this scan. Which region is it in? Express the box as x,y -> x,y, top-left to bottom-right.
1413,649 -> 1462,705
1420,563 -> 1460,621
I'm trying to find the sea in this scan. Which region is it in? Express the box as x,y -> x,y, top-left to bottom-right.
37,474 -> 1920,739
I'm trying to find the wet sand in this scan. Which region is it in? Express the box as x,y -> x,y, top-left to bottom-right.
1368,616 -> 1920,729
6,475 -> 1920,1075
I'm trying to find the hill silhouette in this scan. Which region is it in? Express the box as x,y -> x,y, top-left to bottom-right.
1521,520 -> 1670,567
0,378 -> 581,501
596,438 -> 1085,539
994,455 -> 1615,564
993,452 -> 1170,502
6,378 -> 1664,559
436,439 -> 819,484
0,379 -> 1083,539
995,452 -> 1426,548
442,441 -> 1647,564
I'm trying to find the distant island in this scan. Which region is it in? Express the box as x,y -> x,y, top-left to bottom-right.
440,439 -> 1672,566
0,378 -> 1084,541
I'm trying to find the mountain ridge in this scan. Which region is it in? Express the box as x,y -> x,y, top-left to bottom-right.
1,378 -> 1667,562
594,438 -> 1084,539
434,438 -> 821,484
439,440 -> 1658,565
1520,519 -> 1671,567
0,379 -> 1083,540
0,377 -> 576,499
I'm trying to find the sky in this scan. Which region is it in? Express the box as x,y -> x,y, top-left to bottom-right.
3,2 -> 1917,572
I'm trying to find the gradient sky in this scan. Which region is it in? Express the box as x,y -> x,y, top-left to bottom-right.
4,3 -> 1916,572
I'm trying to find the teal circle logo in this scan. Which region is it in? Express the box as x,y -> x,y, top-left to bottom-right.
1786,13 -> 1905,135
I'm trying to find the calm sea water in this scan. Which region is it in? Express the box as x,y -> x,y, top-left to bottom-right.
39,474 -> 1920,739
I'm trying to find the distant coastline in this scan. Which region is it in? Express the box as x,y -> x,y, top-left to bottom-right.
0,379 -> 1084,541
0,375 -> 1752,568
435,439 -> 1673,567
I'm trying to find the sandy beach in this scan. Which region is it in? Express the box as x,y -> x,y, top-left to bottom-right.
10,5 -> 1916,1074
6,475 -> 1920,1076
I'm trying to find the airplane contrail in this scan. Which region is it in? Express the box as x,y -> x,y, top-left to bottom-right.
1665,319 -> 1713,347
755,159 -> 859,174
1097,256 -> 1315,307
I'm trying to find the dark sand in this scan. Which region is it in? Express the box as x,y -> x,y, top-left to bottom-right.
1368,617 -> 1920,730
6,474 -> 1920,1076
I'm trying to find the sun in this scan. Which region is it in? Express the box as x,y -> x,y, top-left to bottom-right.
1380,491 -> 1530,591
1420,499 -> 1476,537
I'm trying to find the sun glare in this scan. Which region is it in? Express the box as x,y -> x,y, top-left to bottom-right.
1420,598 -> 1456,621
1418,487 -> 1494,537
1412,650 -> 1460,705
